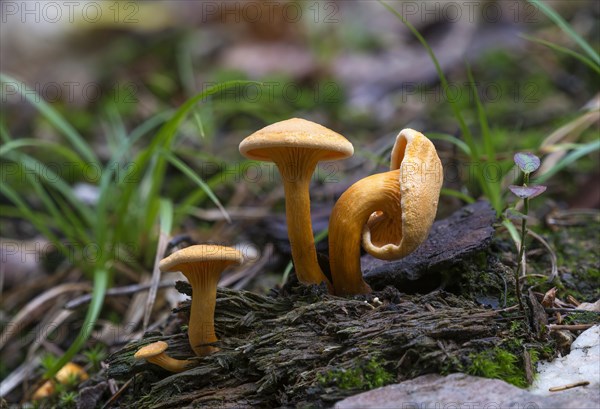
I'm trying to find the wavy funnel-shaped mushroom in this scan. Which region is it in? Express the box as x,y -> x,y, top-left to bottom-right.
329,129 -> 443,295
240,118 -> 353,289
159,245 -> 243,356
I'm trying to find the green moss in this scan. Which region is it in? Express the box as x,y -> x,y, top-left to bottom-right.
563,311 -> 600,325
467,348 -> 528,388
318,358 -> 394,391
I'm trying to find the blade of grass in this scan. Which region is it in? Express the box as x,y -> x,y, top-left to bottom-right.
5,153 -> 94,225
25,173 -> 84,245
441,188 -> 476,203
427,133 -> 471,156
161,151 -> 231,223
379,2 -> 494,208
139,80 -> 260,232
45,267 -> 108,380
521,34 -> 600,75
535,139 -> 600,183
0,120 -> 12,142
0,184 -> 67,255
0,139 -> 85,162
0,73 -> 97,163
467,64 -> 502,213
502,218 -> 522,250
104,105 -> 128,156
528,0 -> 600,65
129,110 -> 173,144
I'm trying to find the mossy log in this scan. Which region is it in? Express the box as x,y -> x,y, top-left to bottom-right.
106,284 -> 502,408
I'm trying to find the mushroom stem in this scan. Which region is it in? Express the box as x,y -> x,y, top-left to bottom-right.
329,170 -> 401,295
274,149 -> 331,288
183,265 -> 222,356
148,354 -> 193,373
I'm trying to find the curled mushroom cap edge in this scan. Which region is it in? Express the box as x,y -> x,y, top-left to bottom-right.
329,129 -> 443,295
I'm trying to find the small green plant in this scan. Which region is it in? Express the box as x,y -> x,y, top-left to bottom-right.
58,391 -> 78,408
83,344 -> 107,371
318,358 -> 393,390
508,153 -> 547,311
39,353 -> 60,373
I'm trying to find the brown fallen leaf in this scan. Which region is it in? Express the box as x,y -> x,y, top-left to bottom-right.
541,287 -> 557,308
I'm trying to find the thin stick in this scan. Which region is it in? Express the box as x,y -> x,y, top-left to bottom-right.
64,280 -> 176,309
544,308 -> 600,314
548,324 -> 595,331
527,230 -> 558,281
101,376 -> 133,409
143,229 -> 170,333
549,381 -> 590,392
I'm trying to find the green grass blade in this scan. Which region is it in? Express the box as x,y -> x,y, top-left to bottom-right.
441,188 -> 476,203
158,198 -> 174,236
162,151 -> 231,223
140,80 -> 260,229
467,65 -> 502,213
0,139 -> 84,161
521,34 -> 600,75
535,139 -> 600,183
502,218 -> 522,250
25,174 -> 84,245
378,3 -> 476,152
0,120 -> 12,142
427,133 -> 471,156
176,166 -> 237,222
314,227 -> 329,244
129,110 -> 173,143
379,1 -> 493,206
45,267 -> 108,380
0,73 -> 97,163
6,153 -> 94,225
281,261 -> 294,286
104,104 -> 128,156
528,0 -> 599,65
0,184 -> 67,255
466,65 -> 494,163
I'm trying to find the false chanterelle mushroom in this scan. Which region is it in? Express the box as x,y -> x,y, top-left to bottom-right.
239,118 -> 353,289
134,341 -> 192,372
159,244 -> 243,356
329,129 -> 443,295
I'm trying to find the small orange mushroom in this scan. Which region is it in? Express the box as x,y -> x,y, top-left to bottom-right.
134,341 -> 193,373
159,244 -> 243,356
329,129 -> 443,295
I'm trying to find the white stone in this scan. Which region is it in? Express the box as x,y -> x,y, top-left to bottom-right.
530,325 -> 600,399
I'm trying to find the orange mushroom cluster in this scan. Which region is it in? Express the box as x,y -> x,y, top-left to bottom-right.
145,118 -> 442,369
240,120 -> 443,295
